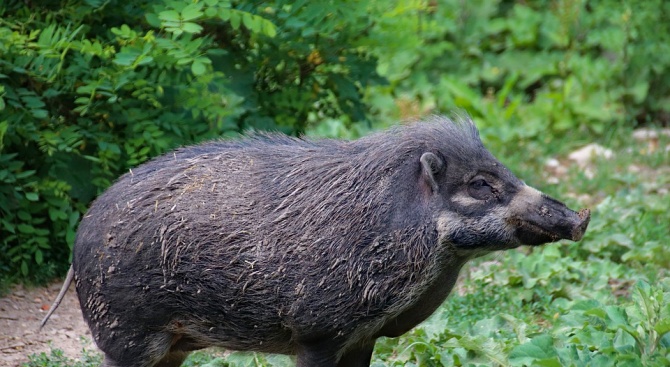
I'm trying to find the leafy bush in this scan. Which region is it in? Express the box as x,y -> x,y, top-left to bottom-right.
0,0 -> 384,280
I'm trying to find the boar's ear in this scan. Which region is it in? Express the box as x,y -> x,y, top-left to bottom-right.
420,152 -> 444,193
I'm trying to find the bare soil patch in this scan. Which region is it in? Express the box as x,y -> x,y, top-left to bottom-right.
0,281 -> 94,367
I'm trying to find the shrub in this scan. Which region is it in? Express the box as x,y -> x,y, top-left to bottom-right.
0,0 -> 385,280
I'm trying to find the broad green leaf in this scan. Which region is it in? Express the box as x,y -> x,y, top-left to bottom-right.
136,55 -> 154,66
608,233 -> 634,247
509,335 -> 557,366
229,12 -> 241,29
31,109 -> 48,119
201,357 -> 227,367
242,13 -> 257,33
158,10 -> 180,22
264,354 -> 294,367
17,211 -> 31,221
17,224 -> 35,233
113,50 -> 140,66
656,319 -> 670,337
263,22 -> 277,38
181,22 -> 203,34
181,3 -> 204,21
191,60 -> 206,76
204,7 -> 217,18
218,8 -> 231,21
74,97 -> 90,105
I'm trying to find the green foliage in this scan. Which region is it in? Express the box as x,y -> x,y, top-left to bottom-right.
576,190 -> 670,267
0,0 -> 384,280
365,0 -> 670,145
182,351 -> 294,367
24,348 -> 101,367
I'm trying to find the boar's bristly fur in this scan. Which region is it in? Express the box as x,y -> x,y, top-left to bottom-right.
41,115 -> 590,367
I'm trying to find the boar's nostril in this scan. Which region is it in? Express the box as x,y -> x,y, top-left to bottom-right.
539,205 -> 551,217
578,208 -> 591,221
571,208 -> 591,241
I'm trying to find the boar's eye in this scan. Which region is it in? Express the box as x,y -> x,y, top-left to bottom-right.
468,178 -> 493,200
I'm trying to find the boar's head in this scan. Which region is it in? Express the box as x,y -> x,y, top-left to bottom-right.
417,117 -> 590,255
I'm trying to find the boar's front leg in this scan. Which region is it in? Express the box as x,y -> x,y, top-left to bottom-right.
336,343 -> 375,367
296,339 -> 374,367
296,342 -> 338,367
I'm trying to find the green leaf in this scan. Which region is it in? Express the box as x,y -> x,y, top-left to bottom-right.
158,10 -> 180,22
181,3 -> 204,22
262,22 -> 277,38
25,192 -> 39,201
15,170 -> 35,179
218,8 -> 231,21
74,97 -> 90,105
608,233 -> 634,247
204,7 -> 217,18
145,12 -> 161,27
222,351 -> 256,366
242,13 -> 256,32
113,50 -> 140,66
31,109 -> 48,119
656,318 -> 670,337
17,224 -> 35,233
136,55 -> 154,66
264,354 -> 293,367
605,305 -> 629,329
191,60 -> 207,76
1,219 -> 15,234
35,249 -> 43,264
509,335 -> 557,366
181,22 -> 203,34
0,120 -> 7,144
200,357 -> 226,367
229,12 -> 241,29
17,211 -> 31,221
48,207 -> 68,221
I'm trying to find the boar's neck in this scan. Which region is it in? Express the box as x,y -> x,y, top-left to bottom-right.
376,248 -> 468,338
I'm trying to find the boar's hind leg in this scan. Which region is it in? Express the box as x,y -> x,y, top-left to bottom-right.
100,355 -> 185,367
98,331 -> 189,367
153,351 -> 189,367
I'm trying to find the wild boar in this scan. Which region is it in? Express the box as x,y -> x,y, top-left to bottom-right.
41,115 -> 590,367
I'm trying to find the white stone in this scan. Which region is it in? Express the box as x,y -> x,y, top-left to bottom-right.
568,143 -> 613,166
545,158 -> 560,168
632,128 -> 670,141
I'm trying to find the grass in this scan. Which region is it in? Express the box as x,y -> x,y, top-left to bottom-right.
24,124 -> 670,366
23,348 -> 102,367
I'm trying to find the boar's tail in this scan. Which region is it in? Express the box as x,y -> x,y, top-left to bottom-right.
39,266 -> 74,331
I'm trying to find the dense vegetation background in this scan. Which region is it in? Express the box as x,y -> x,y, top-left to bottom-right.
2,0 -> 669,365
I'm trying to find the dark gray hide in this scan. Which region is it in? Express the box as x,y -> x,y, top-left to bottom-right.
41,116 -> 590,367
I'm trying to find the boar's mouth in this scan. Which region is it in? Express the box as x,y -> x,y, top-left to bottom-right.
510,190 -> 591,247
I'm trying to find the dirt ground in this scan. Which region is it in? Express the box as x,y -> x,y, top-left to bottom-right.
0,280 -> 94,367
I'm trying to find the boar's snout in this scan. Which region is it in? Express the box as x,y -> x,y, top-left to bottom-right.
510,186 -> 591,246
